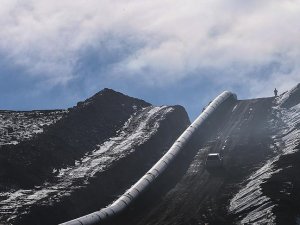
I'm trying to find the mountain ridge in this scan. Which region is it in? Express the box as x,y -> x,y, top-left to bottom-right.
0,88 -> 191,225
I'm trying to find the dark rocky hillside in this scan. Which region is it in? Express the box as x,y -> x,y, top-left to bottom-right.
0,88 -> 150,188
0,88 -> 190,225
0,110 -> 67,146
4,84 -> 300,225
118,84 -> 300,225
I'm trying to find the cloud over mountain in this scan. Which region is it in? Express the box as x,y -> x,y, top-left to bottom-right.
1,0 -> 299,108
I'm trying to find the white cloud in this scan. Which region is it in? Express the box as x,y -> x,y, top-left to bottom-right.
0,0 -> 299,94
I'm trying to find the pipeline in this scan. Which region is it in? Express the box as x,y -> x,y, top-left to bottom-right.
60,91 -> 237,225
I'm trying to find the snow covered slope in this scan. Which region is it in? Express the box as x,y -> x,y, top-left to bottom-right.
3,84 -> 300,225
278,83 -> 300,108
124,84 -> 300,225
134,97 -> 274,225
229,83 -> 300,225
0,88 -> 151,188
0,110 -> 67,146
0,89 -> 190,225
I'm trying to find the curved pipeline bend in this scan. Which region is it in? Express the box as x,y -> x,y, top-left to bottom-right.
60,91 -> 237,225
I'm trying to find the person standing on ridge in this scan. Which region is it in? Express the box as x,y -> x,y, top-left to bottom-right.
274,88 -> 278,97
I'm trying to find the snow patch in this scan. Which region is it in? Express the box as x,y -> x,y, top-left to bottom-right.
0,106 -> 173,223
0,110 -> 67,146
229,158 -> 279,224
229,98 -> 300,224
277,83 -> 300,108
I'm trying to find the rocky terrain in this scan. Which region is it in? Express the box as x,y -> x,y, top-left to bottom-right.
0,110 -> 67,146
0,89 -> 190,225
102,84 -> 300,225
1,84 -> 300,225
228,84 -> 300,225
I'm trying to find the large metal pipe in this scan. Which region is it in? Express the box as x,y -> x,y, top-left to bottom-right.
60,91 -> 237,225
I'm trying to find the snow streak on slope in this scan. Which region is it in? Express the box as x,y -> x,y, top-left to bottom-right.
277,83 -> 300,108
229,159 -> 278,224
229,97 -> 300,224
0,110 -> 67,146
0,106 -> 173,224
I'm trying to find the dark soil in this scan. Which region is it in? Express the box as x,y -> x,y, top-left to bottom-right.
0,88 -> 150,189
0,88 -> 192,225
262,144 -> 300,225
14,106 -> 190,225
117,97 -> 276,225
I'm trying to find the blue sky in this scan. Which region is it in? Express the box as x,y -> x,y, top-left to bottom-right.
1,0 -> 299,120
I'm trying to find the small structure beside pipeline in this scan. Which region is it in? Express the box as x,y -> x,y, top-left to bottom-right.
60,91 -> 238,225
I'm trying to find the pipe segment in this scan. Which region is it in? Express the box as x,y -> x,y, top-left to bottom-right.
60,91 -> 237,225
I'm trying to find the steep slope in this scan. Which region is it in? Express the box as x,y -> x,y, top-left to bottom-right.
230,84 -> 300,225
131,84 -> 300,225
134,97 -> 275,225
0,89 -> 190,225
0,110 -> 67,146
3,85 -> 300,225
0,88 -> 150,188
